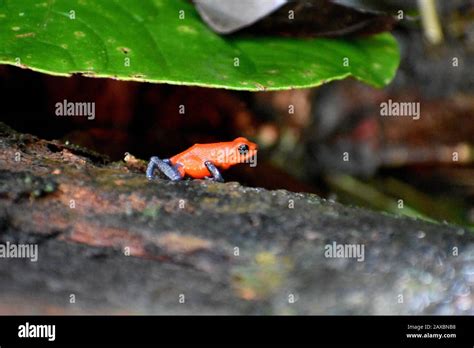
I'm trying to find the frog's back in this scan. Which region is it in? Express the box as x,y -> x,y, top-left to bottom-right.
170,142 -> 231,178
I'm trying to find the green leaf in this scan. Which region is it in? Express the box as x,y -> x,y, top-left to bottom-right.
0,0 -> 400,91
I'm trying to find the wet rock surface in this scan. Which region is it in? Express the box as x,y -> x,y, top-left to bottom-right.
0,122 -> 473,314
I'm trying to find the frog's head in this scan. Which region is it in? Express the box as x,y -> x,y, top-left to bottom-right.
231,137 -> 258,164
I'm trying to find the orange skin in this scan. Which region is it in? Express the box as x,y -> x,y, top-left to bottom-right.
169,137 -> 258,179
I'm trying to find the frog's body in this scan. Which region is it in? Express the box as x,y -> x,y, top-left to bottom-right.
146,137 -> 258,182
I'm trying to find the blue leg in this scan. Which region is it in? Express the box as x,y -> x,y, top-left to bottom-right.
147,157 -> 183,181
204,161 -> 224,182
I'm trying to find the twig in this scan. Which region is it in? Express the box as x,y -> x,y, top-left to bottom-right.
417,0 -> 444,44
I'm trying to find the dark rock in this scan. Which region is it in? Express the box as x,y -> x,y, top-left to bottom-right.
0,122 -> 472,314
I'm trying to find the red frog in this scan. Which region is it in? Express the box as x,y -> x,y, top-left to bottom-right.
146,137 -> 258,182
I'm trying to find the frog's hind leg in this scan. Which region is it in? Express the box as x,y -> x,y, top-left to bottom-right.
204,161 -> 224,182
147,156 -> 183,181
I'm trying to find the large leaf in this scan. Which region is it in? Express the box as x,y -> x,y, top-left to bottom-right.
0,0 -> 400,91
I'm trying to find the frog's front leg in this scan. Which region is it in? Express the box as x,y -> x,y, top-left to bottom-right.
204,161 -> 224,182
147,156 -> 183,181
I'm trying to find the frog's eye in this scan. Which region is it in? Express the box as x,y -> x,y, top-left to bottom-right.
238,144 -> 249,155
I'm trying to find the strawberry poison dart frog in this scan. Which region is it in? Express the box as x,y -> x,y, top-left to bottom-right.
146,137 -> 258,182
